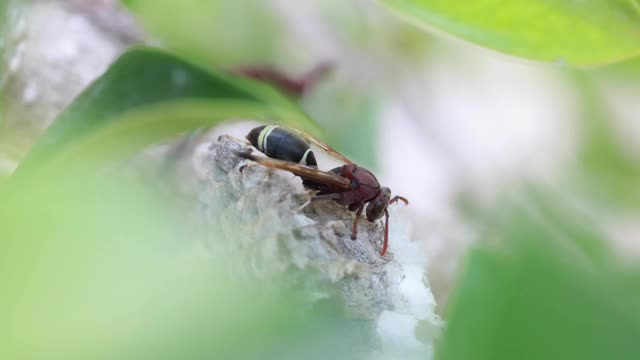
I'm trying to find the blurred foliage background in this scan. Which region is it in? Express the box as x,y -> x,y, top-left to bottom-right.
2,0 -> 640,359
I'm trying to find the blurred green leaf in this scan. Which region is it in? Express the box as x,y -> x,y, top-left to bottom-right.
381,0 -> 640,66
304,81 -> 380,170
320,1 -> 432,62
15,46 -> 315,175
438,190 -> 640,360
593,58 -> 640,79
0,1 -> 17,178
123,0 -> 282,67
0,45 -> 365,359
0,0 -> 7,28
0,168 -> 361,359
571,72 -> 640,208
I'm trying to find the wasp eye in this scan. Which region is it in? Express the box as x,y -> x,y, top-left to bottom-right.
366,198 -> 388,222
365,201 -> 382,222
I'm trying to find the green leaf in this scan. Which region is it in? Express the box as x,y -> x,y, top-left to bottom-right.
380,0 -> 640,66
304,81 -> 380,170
123,0 -> 282,67
0,0 -> 7,28
0,46 -> 362,360
0,160 -> 359,360
15,47 -> 316,175
438,190 -> 640,360
593,57 -> 640,79
570,72 -> 640,208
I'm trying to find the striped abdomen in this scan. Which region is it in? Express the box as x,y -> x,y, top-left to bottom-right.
246,125 -> 317,167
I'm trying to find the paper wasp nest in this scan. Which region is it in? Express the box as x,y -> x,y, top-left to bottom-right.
192,134 -> 442,357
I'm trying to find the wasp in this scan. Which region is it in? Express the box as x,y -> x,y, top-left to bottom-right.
239,125 -> 408,256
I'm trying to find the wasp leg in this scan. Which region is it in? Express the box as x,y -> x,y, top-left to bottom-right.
351,204 -> 364,240
239,163 -> 258,173
311,193 -> 342,202
296,198 -> 312,212
296,192 -> 340,212
296,193 -> 339,212
381,209 -> 390,256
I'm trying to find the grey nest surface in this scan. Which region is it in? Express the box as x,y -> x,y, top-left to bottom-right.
193,134 -> 442,355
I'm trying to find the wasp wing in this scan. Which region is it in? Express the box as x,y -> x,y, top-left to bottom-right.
291,129 -> 354,165
238,151 -> 351,190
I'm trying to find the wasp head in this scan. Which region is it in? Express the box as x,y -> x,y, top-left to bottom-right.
366,187 -> 391,222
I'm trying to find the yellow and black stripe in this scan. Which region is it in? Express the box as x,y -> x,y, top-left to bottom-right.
246,125 -> 318,167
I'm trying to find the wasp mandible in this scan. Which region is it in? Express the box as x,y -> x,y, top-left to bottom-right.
239,125 -> 408,256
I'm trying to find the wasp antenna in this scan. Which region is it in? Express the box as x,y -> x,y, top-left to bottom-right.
380,209 -> 390,257
391,195 -> 409,205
